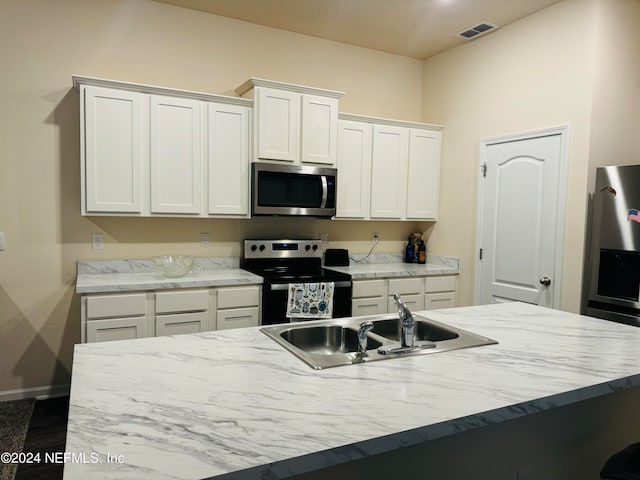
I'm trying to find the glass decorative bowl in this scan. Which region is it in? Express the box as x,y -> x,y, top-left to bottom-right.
153,255 -> 200,278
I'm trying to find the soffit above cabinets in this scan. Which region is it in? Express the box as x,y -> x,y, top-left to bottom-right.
151,0 -> 563,59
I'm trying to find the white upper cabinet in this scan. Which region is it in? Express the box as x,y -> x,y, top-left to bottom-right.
150,95 -> 202,215
336,113 -> 443,221
336,120 -> 372,218
255,87 -> 299,163
83,86 -> 145,214
207,103 -> 250,216
301,94 -> 339,165
236,78 -> 343,167
75,76 -> 252,218
370,124 -> 410,219
407,128 -> 441,220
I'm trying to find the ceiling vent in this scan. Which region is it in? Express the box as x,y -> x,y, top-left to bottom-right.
457,22 -> 499,40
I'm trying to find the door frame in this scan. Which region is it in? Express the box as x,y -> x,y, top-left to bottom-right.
474,125 -> 571,308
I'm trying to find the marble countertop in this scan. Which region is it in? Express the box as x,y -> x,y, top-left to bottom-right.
325,253 -> 460,279
75,254 -> 458,293
75,258 -> 263,294
63,302 -> 640,480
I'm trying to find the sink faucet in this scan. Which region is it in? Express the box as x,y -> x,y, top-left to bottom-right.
357,321 -> 374,355
394,294 -> 415,348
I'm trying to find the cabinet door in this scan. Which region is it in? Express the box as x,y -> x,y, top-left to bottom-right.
156,311 -> 209,336
86,317 -> 148,343
84,86 -> 144,214
387,294 -> 424,313
150,95 -> 202,214
370,125 -> 409,219
208,103 -> 250,216
407,129 -> 441,220
301,95 -> 338,166
352,297 -> 387,317
336,120 -> 372,218
424,292 -> 457,310
216,307 -> 260,330
255,87 -> 299,162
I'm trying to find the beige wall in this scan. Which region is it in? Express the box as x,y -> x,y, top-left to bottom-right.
422,0 -> 599,312
588,0 -> 640,184
0,0 -> 425,394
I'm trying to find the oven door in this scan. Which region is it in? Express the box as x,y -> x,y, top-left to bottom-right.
261,280 -> 352,325
251,163 -> 336,217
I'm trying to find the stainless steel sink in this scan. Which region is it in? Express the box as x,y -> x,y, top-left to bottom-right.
261,313 -> 497,369
280,325 -> 383,355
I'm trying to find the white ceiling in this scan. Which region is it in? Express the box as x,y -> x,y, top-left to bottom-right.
152,0 -> 563,59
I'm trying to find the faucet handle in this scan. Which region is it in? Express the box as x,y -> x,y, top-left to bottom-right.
357,321 -> 375,355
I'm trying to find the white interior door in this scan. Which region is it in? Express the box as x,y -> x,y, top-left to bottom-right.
476,128 -> 568,307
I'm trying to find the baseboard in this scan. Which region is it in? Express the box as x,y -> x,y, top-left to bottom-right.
0,384 -> 70,401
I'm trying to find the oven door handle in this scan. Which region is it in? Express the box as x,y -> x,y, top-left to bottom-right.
269,281 -> 351,291
320,176 -> 328,208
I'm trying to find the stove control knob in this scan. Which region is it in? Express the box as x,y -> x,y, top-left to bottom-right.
259,244 -> 266,251
305,245 -> 311,251
250,244 -> 258,252
312,245 -> 318,251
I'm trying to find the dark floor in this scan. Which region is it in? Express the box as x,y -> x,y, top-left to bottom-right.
15,397 -> 69,480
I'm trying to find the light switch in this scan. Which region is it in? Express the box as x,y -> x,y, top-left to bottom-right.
91,233 -> 104,250
0,231 -> 4,251
200,233 -> 209,247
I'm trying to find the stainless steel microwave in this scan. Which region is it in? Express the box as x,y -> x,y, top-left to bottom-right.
251,163 -> 337,218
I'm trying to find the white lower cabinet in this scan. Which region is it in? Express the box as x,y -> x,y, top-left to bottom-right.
215,286 -> 260,330
155,289 -> 210,336
81,285 -> 261,343
424,275 -> 457,310
86,317 -> 148,343
83,293 -> 152,343
351,275 -> 457,318
386,277 -> 425,313
156,312 -> 209,336
352,279 -> 387,316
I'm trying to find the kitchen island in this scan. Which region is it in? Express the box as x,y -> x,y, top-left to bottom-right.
63,302 -> 640,479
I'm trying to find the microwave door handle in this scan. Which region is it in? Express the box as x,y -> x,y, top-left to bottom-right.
320,176 -> 328,208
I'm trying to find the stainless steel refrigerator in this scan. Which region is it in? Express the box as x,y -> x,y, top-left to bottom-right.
586,165 -> 640,326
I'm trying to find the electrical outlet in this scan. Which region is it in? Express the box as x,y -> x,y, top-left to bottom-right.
372,233 -> 379,245
320,233 -> 329,245
0,231 -> 5,251
200,233 -> 209,247
91,233 -> 104,250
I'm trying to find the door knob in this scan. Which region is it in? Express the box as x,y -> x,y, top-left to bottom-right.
539,276 -> 551,286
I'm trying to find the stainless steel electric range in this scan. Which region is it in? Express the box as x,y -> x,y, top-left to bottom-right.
241,239 -> 352,325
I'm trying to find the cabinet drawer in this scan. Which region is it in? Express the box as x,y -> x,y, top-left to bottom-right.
387,293 -> 424,313
388,277 -> 424,295
216,307 -> 259,330
86,317 -> 148,343
352,279 -> 386,298
156,311 -> 208,336
155,289 -> 209,313
217,286 -> 260,309
86,294 -> 147,319
424,292 -> 457,310
425,275 -> 457,293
